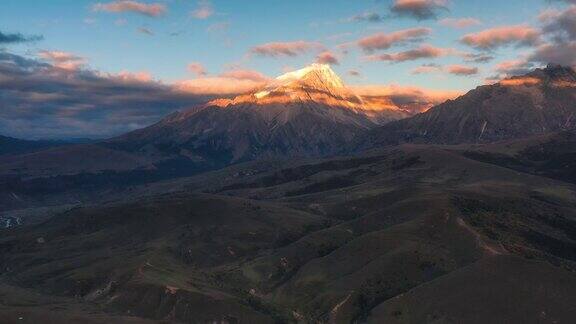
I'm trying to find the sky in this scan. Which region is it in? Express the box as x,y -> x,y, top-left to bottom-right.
1,0 -> 576,139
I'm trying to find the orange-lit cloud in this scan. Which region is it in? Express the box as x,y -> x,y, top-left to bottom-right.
352,84 -> 462,113
219,69 -> 270,82
250,41 -> 324,57
365,44 -> 458,62
460,25 -> 540,50
352,27 -> 432,53
500,77 -> 541,86
37,50 -> 86,70
93,1 -> 166,17
187,62 -> 207,77
447,64 -> 479,76
316,51 -> 339,65
191,0 -> 214,19
174,77 -> 266,95
439,17 -> 482,29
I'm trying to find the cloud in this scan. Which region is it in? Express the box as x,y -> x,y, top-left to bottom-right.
349,12 -> 383,23
316,51 -> 339,65
352,84 -> 462,113
177,68 -> 271,96
187,62 -> 207,77
460,25 -> 540,50
540,5 -> 576,42
365,44 -> 458,62
115,70 -> 153,82
411,63 -> 443,74
191,0 -> 214,19
439,17 -> 482,29
516,6 -> 576,69
37,50 -> 86,70
446,64 -> 479,76
93,1 -> 166,17
527,41 -> 576,66
174,78 -> 266,96
250,41 -> 324,57
0,30 -> 43,44
348,70 -> 361,77
353,27 -> 432,53
219,69 -> 270,82
499,77 -> 541,87
493,59 -> 535,77
463,53 -> 494,63
0,51 -> 212,139
137,27 -> 154,36
390,0 -> 448,20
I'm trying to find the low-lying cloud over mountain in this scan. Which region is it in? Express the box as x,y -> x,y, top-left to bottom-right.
0,51 -> 211,139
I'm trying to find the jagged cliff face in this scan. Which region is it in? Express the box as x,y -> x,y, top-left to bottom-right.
109,64 -> 408,164
360,64 -> 576,147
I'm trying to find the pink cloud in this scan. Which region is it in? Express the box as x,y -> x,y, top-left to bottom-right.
460,25 -> 540,50
191,0 -> 214,19
316,51 -> 339,65
446,64 -> 479,76
365,44 -> 458,62
93,1 -> 166,17
187,62 -> 207,77
37,50 -> 86,71
114,71 -> 153,82
411,64 -> 442,74
354,28 -> 432,53
250,41 -> 324,57
439,17 -> 482,29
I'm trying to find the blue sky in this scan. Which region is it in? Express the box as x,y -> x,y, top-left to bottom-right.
1,0 -> 575,138
1,0 -> 561,89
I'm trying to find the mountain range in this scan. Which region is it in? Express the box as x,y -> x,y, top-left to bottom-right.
361,64 -> 576,148
108,64 -> 408,164
1,64 -> 576,323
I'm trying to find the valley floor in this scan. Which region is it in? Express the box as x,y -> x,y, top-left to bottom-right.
1,139 -> 576,323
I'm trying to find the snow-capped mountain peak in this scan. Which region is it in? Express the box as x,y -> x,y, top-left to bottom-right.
255,63 -> 345,99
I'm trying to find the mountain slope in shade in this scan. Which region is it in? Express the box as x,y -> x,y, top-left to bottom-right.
360,64 -> 576,148
0,135 -> 68,156
109,64 -> 409,164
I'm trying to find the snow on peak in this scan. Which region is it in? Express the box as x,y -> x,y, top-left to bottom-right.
255,63 -> 345,98
276,63 -> 345,88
